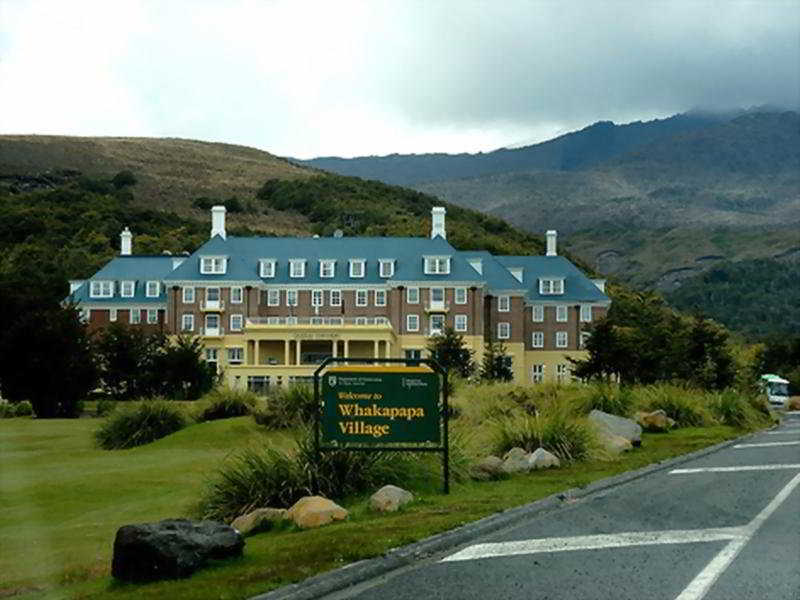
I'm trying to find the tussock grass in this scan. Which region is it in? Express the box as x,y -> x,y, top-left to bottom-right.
631,385 -> 714,427
94,399 -> 187,449
252,385 -> 316,429
195,388 -> 258,422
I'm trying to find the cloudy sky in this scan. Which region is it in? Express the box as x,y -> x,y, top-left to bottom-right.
1,0 -> 798,158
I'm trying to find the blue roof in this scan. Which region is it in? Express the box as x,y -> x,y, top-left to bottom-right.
165,235 -> 485,285
459,251 -> 525,292
496,256 -> 610,304
68,255 -> 174,305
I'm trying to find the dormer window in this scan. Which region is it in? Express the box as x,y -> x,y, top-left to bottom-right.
349,259 -> 366,278
146,281 -> 160,297
90,280 -> 113,298
259,259 -> 276,278
539,278 -> 564,295
120,281 -> 135,298
200,256 -> 226,275
320,260 -> 336,278
289,259 -> 306,278
424,255 -> 450,275
379,259 -> 395,278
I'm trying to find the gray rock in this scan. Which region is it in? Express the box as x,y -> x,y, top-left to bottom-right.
589,409 -> 642,445
370,485 -> 414,512
111,519 -> 244,582
598,432 -> 633,454
502,447 -> 530,473
527,447 -> 560,469
470,456 -> 505,480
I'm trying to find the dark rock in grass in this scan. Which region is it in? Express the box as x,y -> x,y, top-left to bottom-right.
111,519 -> 244,582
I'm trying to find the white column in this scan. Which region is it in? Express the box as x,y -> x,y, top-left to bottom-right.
344,339 -> 349,359
284,340 -> 290,366
296,340 -> 302,365
332,339 -> 338,358
373,340 -> 379,358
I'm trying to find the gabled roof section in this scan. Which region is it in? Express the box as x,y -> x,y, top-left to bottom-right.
459,251 -> 525,293
496,255 -> 610,304
67,255 -> 174,305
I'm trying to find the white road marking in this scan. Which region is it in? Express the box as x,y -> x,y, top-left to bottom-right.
765,430 -> 800,435
670,464 -> 800,474
733,441 -> 800,448
674,472 -> 800,600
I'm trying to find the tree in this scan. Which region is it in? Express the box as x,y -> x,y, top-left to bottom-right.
480,341 -> 513,382
426,326 -> 475,378
156,335 -> 217,400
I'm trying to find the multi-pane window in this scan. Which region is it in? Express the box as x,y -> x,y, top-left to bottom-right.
539,278 -> 564,295
532,331 -> 544,348
90,281 -> 113,298
424,256 -> 450,274
375,290 -> 387,306
379,260 -> 394,278
320,260 -> 335,278
405,349 -> 422,360
130,309 -> 141,324
205,348 -> 219,364
356,289 -> 368,307
230,287 -> 243,304
556,305 -> 568,322
205,314 -> 220,332
430,314 -> 445,334
532,364 -> 545,383
349,259 -> 366,278
200,256 -> 226,274
120,281 -> 134,298
227,347 -> 243,364
330,289 -> 342,306
182,287 -> 195,303
267,289 -> 280,306
407,314 -> 420,332
455,288 -> 467,304
580,332 -> 591,349
230,314 -> 243,331
110,309 -> 118,322
556,331 -> 568,348
259,259 -> 275,278
311,317 -> 324,325
181,313 -> 194,331
454,314 -> 467,332
312,290 -> 324,307
407,287 -> 420,303
580,304 -> 593,322
498,296 -> 510,312
497,322 -> 510,339
355,317 -> 367,325
286,290 -> 298,306
286,316 -> 298,325
430,288 -> 445,304
147,309 -> 158,324
146,281 -> 160,297
556,364 -> 570,383
289,259 -> 306,278
532,304 -> 544,322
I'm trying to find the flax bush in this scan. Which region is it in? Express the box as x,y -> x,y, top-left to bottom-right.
94,399 -> 187,449
632,385 -> 714,428
196,388 -> 258,422
710,390 -> 769,429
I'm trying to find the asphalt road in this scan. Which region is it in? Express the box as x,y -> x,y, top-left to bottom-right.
325,412 -> 800,600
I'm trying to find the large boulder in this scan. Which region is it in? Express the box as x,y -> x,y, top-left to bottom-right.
370,485 -> 414,512
598,432 -> 633,455
287,496 -> 348,529
527,447 -> 561,469
589,409 -> 642,446
230,508 -> 287,536
635,410 -> 675,432
470,455 -> 506,480
111,519 -> 244,582
501,447 -> 530,474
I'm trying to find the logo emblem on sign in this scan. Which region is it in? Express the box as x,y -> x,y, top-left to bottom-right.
328,375 -> 337,387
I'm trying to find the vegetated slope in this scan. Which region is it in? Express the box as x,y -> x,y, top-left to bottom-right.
296,112 -> 730,186
665,258 -> 800,338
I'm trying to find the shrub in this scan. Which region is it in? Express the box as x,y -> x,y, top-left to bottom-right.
197,388 -> 257,422
94,400 -> 187,449
13,400 -> 34,417
252,385 -> 316,429
579,383 -> 635,417
632,385 -> 713,428
711,390 -> 767,429
0,400 -> 14,418
96,398 -> 116,417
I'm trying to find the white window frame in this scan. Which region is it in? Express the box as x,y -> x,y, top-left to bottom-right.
146,281 -> 160,298
556,331 -> 568,348
200,256 -> 226,275
430,287 -> 445,303
311,289 -> 324,307
259,259 -> 276,278
289,259 -> 306,278
539,278 -> 564,295
319,260 -> 336,278
349,259 -> 366,278
423,255 -> 451,275
181,313 -> 194,332
286,316 -> 298,325
406,287 -> 419,304
355,317 -> 367,325
556,305 -> 568,322
532,364 -> 545,383
580,331 -> 591,349
147,309 -> 158,324
120,281 -> 134,298
182,286 -> 195,304
330,289 -> 342,307
267,316 -> 280,325
429,314 -> 445,334
497,322 -> 510,339
498,295 -> 510,312
310,316 -> 324,325
406,314 -> 420,332
355,289 -> 368,307
286,290 -> 298,306
90,280 -> 113,298
454,314 -> 467,332
556,363 -> 570,383
374,290 -> 387,306
229,314 -> 243,332
206,287 -> 220,303
532,304 -> 544,322
267,289 -> 280,306
454,288 -> 467,304
205,347 -> 219,363
227,347 -> 243,364
580,304 -> 593,323
129,309 -> 141,324
230,286 -> 243,304
109,308 -> 117,322
379,259 -> 394,278
532,331 -> 544,348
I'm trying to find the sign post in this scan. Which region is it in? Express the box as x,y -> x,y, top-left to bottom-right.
313,357 -> 449,494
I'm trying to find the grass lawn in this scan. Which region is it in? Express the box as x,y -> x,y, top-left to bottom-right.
0,414 -> 748,600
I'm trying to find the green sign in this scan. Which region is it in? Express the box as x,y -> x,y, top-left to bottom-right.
321,367 -> 441,444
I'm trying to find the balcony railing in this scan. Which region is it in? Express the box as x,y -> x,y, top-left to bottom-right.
203,326 -> 225,337
202,299 -> 225,312
424,301 -> 450,313
247,316 -> 392,328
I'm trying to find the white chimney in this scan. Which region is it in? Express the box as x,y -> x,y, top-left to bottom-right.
431,206 -> 446,239
211,205 -> 227,240
546,230 -> 557,256
120,227 -> 132,256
